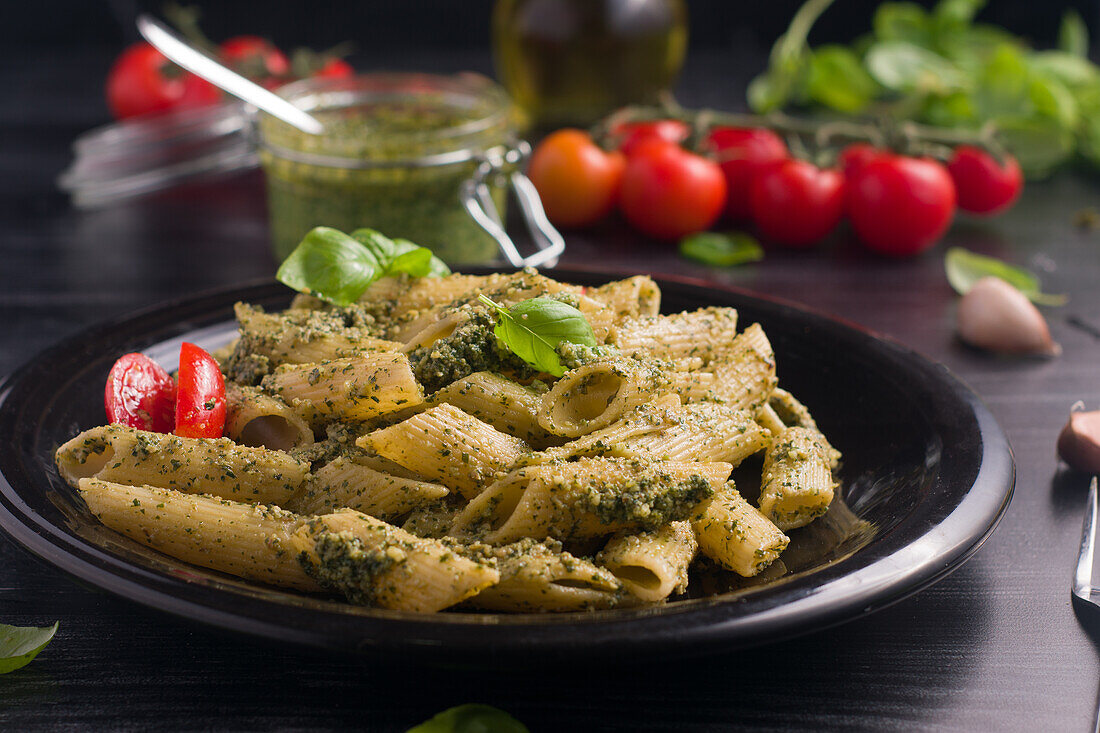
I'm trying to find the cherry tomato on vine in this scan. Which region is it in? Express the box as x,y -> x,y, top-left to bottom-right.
219,36 -> 290,87
611,119 -> 690,157
104,353 -> 177,433
848,155 -> 956,257
947,146 -> 1023,216
703,127 -> 789,221
106,43 -> 221,119
174,343 -> 226,439
528,129 -> 625,228
837,142 -> 885,180
618,139 -> 727,240
749,159 -> 845,247
311,57 -> 354,79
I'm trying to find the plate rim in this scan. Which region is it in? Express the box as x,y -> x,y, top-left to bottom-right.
0,269 -> 1015,659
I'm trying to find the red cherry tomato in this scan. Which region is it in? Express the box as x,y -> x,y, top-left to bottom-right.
749,160 -> 845,247
174,343 -> 226,439
611,119 -> 691,157
947,146 -> 1023,216
703,127 -> 789,221
848,155 -> 956,257
312,57 -> 354,79
838,143 -> 886,180
106,43 -> 221,119
618,139 -> 727,240
104,353 -> 177,433
219,36 -> 290,86
528,129 -> 625,227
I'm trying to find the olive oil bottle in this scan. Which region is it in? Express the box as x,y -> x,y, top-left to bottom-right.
492,0 -> 688,130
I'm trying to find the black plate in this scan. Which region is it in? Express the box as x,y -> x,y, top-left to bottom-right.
0,271 -> 1014,662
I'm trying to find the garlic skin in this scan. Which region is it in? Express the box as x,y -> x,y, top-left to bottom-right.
956,276 -> 1060,356
1057,409 -> 1100,473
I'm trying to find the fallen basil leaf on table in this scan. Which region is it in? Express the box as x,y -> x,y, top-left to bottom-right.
405,703 -> 529,733
945,247 -> 1067,306
679,232 -> 764,267
0,622 -> 58,674
478,294 -> 596,377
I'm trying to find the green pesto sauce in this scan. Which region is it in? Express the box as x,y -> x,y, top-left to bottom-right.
579,469 -> 714,531
260,100 -> 512,264
407,309 -> 535,394
299,527 -> 401,606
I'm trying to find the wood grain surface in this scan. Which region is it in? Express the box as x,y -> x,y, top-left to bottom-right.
1,47 -> 1099,732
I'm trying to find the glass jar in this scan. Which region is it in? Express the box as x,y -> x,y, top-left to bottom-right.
493,0 -> 688,130
257,73 -> 519,263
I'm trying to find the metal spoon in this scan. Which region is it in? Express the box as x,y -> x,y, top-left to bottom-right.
136,14 -> 325,135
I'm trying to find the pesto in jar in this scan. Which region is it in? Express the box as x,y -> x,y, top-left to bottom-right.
258,74 -> 517,264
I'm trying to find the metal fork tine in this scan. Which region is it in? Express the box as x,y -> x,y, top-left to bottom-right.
1075,478 -> 1098,599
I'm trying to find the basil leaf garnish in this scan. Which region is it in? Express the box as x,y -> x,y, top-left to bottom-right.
945,247 -> 1067,306
405,703 -> 529,733
277,227 -> 450,306
478,295 -> 596,377
679,232 -> 764,267
0,622 -> 58,674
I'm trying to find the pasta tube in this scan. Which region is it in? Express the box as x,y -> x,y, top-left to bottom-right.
78,478 -> 318,592
597,521 -> 698,602
56,425 -> 308,504
225,383 -> 314,451
692,483 -> 789,577
358,404 -> 529,499
758,427 -> 836,531
464,539 -> 623,612
291,509 -> 499,612
287,456 -> 449,519
262,352 -> 424,423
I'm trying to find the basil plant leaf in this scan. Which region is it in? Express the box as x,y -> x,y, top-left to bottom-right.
944,247 -> 1067,305
478,295 -> 596,377
865,41 -> 968,94
276,227 -> 381,307
872,2 -> 933,47
993,116 -> 1075,179
679,232 -> 764,267
406,703 -> 529,733
806,45 -> 879,112
0,622 -> 59,674
1059,9 -> 1089,58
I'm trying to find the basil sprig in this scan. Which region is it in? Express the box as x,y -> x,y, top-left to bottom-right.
276,227 -> 450,306
405,704 -> 529,733
945,247 -> 1067,305
478,294 -> 596,377
0,622 -> 58,674
679,232 -> 764,267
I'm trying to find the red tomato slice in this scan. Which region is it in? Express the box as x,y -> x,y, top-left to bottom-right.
104,353 -> 177,433
174,342 -> 226,439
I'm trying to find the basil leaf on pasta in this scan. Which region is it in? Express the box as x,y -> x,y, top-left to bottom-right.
405,704 -> 529,733
478,295 -> 596,377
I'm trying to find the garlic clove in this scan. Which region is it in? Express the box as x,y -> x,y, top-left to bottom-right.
1057,409 -> 1100,473
956,276 -> 1060,356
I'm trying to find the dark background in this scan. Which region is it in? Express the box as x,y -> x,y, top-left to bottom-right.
9,0 -> 1098,52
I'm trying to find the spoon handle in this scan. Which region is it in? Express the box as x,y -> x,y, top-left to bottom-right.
136,15 -> 325,136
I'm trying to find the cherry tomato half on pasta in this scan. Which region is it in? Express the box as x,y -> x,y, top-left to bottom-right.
104,353 -> 177,433
174,342 -> 227,439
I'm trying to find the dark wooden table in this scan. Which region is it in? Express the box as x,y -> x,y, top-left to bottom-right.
3,45 -> 1099,731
